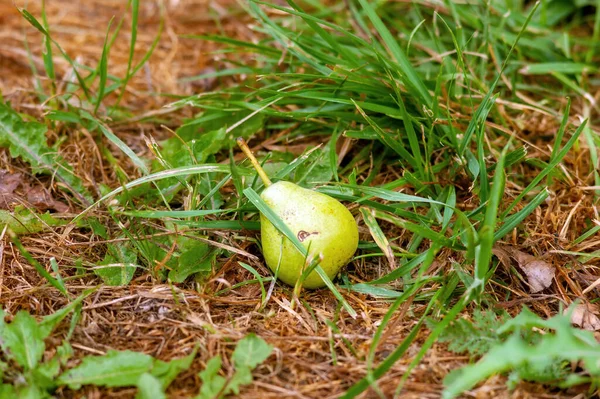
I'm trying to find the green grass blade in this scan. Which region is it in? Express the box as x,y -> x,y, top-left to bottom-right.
94,18 -> 114,114
73,164 -> 230,222
116,0 -> 139,106
18,8 -> 91,101
9,231 -> 69,298
473,145 -> 507,287
356,0 -> 431,106
40,0 -> 56,97
503,119 -> 587,217
80,112 -> 149,174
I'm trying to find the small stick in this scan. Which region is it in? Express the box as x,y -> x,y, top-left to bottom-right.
236,137 -> 272,187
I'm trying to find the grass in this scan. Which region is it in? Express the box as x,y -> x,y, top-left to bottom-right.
1,0 -> 600,398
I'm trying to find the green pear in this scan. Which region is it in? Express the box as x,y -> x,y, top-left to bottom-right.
260,181 -> 358,288
237,138 -> 358,289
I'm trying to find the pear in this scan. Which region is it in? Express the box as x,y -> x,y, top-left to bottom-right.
237,138 -> 358,289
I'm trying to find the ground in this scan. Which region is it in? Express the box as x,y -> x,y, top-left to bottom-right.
1,1 -> 599,399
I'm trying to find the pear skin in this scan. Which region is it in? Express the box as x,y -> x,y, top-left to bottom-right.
260,181 -> 358,289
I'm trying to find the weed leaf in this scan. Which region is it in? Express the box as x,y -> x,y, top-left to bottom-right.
232,334 -> 273,369
0,311 -> 45,370
0,101 -> 91,204
136,373 -> 166,399
196,356 -> 226,399
95,242 -> 138,286
58,350 -> 154,389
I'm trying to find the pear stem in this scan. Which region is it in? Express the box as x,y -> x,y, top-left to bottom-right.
236,137 -> 272,187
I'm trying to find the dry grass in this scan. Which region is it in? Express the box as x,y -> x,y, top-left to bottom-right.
1,1 -> 600,398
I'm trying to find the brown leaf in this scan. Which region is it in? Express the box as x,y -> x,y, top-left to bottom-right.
493,245 -> 555,293
568,303 -> 600,331
0,171 -> 23,209
26,186 -> 69,213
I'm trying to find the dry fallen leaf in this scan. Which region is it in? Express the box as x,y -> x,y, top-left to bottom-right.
568,303 -> 600,331
0,171 -> 69,212
0,171 -> 22,209
26,186 -> 69,213
492,245 -> 556,293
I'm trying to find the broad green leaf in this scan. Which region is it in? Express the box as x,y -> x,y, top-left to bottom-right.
0,311 -> 45,370
294,142 -> 334,186
32,357 -> 61,390
0,101 -> 91,204
8,384 -> 48,399
162,128 -> 227,168
168,239 -> 216,283
232,334 -> 273,370
57,350 -> 154,389
136,373 -> 166,399
0,360 -> 6,380
195,356 -> 226,399
95,242 -> 138,286
0,207 -> 67,235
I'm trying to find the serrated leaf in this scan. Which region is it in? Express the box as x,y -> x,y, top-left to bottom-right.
442,306 -> 600,399
196,356 -> 226,399
432,309 -> 507,357
294,142 -> 334,186
0,101 -> 91,204
232,334 -> 273,370
57,350 -> 154,389
136,373 -> 166,399
0,311 -> 45,370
